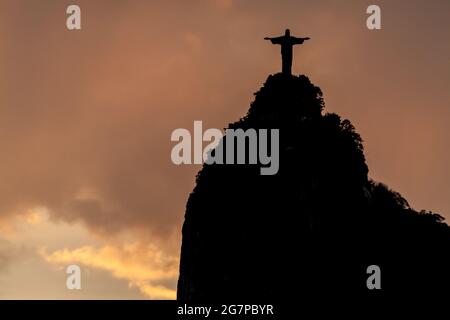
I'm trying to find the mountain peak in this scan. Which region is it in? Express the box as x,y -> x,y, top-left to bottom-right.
233,73 -> 323,128
177,73 -> 450,305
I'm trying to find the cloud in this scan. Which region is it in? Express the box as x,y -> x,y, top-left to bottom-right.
0,239 -> 16,273
0,0 -> 449,299
0,0 -> 447,242
213,0 -> 234,9
40,242 -> 178,299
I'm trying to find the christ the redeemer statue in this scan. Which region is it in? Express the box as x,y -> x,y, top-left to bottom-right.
264,29 -> 310,75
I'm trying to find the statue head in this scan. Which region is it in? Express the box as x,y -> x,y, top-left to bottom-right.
285,29 -> 290,36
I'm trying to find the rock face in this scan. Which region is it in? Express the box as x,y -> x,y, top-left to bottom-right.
177,73 -> 450,303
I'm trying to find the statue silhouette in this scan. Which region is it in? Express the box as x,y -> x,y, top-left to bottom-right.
265,29 -> 310,75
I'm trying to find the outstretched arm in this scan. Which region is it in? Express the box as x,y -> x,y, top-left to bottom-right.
264,36 -> 284,44
292,36 -> 310,44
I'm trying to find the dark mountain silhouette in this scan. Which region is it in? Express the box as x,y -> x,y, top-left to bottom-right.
177,73 -> 450,306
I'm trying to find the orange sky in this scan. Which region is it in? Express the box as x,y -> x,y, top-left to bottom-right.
0,0 -> 449,299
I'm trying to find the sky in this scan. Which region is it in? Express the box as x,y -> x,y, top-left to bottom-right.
0,0 -> 449,299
